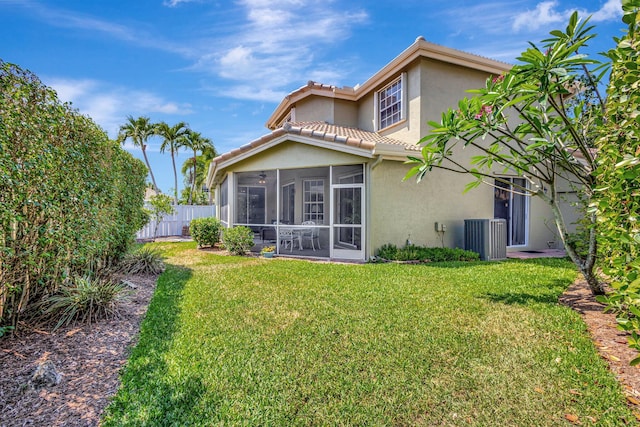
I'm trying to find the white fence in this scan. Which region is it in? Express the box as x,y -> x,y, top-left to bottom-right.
137,205 -> 216,240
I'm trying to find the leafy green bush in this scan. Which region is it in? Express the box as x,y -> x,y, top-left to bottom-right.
594,0 -> 640,365
0,61 -> 147,331
222,226 -> 255,255
117,247 -> 165,275
190,217 -> 222,248
41,276 -> 130,330
375,244 -> 479,262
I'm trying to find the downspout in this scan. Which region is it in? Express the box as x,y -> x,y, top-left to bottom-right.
371,155 -> 383,170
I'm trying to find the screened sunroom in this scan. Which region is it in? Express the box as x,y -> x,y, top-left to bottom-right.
217,164 -> 365,260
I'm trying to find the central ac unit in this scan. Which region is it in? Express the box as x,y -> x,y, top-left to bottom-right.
464,219 -> 507,261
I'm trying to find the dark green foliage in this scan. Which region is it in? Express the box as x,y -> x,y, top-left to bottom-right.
0,61 -> 148,331
189,217 -> 222,247
594,0 -> 640,365
375,244 -> 479,262
41,276 -> 130,330
221,226 -> 254,255
117,247 -> 165,275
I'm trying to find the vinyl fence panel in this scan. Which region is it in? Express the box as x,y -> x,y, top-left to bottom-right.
137,205 -> 215,239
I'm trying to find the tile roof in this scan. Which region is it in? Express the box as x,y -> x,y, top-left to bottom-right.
285,121 -> 420,151
211,121 -> 419,165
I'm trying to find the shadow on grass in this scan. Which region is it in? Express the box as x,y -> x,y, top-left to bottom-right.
480,279 -> 572,306
101,263 -> 207,426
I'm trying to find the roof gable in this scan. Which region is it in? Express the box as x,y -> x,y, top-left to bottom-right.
267,36 -> 512,129
207,121 -> 418,186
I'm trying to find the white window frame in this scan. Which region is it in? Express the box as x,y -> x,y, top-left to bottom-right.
374,73 -> 406,131
303,179 -> 324,223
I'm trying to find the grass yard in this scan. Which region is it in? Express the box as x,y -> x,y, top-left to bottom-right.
102,242 -> 635,426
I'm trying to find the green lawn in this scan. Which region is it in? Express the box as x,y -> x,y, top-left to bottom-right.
102,242 -> 635,426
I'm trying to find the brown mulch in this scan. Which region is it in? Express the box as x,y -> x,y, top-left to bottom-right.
0,274 -> 157,427
0,273 -> 639,426
559,277 -> 640,402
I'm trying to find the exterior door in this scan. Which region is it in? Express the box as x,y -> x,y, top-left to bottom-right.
494,178 -> 528,246
331,184 -> 364,260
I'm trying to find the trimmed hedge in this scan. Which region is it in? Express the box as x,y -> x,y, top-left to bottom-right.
0,60 -> 148,329
375,244 -> 480,262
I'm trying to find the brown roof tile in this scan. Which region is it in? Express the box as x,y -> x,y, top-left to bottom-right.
211,121 -> 419,167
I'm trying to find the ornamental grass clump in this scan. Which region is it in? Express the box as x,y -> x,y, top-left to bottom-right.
41,276 -> 130,330
117,247 -> 165,275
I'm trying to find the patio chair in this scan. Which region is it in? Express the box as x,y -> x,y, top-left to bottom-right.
278,228 -> 296,252
300,221 -> 321,251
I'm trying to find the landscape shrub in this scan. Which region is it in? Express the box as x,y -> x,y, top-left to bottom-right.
375,244 -> 479,262
0,61 -> 147,331
190,217 -> 222,247
222,226 -> 255,255
40,276 -> 130,330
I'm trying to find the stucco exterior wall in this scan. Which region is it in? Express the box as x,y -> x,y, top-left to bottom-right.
294,97 -> 335,124
419,58 -> 495,139
228,140 -> 367,172
369,160 -> 494,253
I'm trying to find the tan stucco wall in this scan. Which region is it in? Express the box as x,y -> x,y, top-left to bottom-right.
368,159 -> 564,256
369,160 -> 493,252
294,97 -> 335,124
229,140 -> 367,172
419,58 -> 493,139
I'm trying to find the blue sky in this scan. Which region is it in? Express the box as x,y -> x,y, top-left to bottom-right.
0,0 -> 625,194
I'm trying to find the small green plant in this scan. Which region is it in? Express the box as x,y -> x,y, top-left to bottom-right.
117,247 -> 165,275
146,194 -> 176,238
190,217 -> 222,248
222,226 -> 255,256
375,244 -> 479,262
0,325 -> 15,338
42,276 -> 130,330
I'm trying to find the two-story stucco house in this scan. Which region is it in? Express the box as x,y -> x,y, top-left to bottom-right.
206,36 -> 573,261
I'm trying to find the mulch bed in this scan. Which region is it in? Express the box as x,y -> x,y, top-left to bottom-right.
0,273 -> 639,426
0,274 -> 157,427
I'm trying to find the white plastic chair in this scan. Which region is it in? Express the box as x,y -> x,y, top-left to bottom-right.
279,228 -> 295,252
300,221 -> 321,251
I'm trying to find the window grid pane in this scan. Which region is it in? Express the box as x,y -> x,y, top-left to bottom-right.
378,78 -> 402,129
303,179 -> 324,222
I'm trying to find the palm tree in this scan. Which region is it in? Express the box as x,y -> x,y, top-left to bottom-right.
181,130 -> 214,204
118,116 -> 158,191
155,121 -> 190,204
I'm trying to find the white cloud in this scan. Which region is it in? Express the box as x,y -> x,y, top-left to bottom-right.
513,0 -> 622,32
46,77 -> 193,138
513,1 -> 567,31
190,0 -> 368,102
17,2 -> 192,56
163,0 -> 199,6
591,0 -> 623,22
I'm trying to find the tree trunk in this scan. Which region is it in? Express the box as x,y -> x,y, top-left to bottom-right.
141,145 -> 158,192
547,191 -> 605,295
171,150 -> 178,204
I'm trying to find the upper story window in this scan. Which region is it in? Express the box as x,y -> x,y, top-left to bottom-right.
375,73 -> 406,130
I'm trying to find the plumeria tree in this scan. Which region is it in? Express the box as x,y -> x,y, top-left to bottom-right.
406,13 -> 607,294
